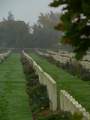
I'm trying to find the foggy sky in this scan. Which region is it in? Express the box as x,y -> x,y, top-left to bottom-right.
0,0 -> 60,25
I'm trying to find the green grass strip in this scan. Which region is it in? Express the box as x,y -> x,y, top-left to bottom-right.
0,54 -> 32,120
30,52 -> 90,112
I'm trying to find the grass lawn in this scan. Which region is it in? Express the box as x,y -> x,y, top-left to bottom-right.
29,52 -> 90,112
0,54 -> 32,120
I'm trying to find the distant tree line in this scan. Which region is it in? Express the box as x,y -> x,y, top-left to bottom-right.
0,11 -> 63,50
0,12 -> 32,49
31,12 -> 62,48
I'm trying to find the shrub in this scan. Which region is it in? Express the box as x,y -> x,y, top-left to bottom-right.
21,56 -> 49,114
72,112 -> 83,120
37,111 -> 72,120
37,111 -> 83,120
30,84 -> 49,113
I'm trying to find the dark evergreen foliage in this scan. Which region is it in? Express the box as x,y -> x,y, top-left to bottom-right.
50,0 -> 90,59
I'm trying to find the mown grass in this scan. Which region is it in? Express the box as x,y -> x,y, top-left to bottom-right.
29,52 -> 90,112
0,54 -> 32,120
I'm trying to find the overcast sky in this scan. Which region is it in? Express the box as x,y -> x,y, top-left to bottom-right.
0,0 -> 60,25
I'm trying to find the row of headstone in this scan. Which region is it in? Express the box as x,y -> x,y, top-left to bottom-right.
60,90 -> 90,120
22,51 -> 57,111
22,51 -> 90,120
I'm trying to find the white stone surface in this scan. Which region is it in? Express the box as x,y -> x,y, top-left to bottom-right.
60,90 -> 90,120
23,51 -> 57,111
23,51 -> 90,119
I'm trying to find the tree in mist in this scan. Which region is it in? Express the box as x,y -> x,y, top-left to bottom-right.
7,11 -> 15,21
0,12 -> 31,49
0,11 -> 73,50
31,12 -> 62,49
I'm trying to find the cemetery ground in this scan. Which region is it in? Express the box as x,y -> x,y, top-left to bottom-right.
0,53 -> 77,120
0,52 -> 90,120
0,54 -> 32,120
29,52 -> 90,112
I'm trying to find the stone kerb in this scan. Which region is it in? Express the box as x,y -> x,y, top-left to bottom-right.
60,90 -> 90,120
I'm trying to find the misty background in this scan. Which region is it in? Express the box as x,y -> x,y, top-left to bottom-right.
0,0 -> 60,24
0,0 -> 71,51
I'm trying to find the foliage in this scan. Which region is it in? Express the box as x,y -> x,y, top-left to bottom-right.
37,111 -> 83,120
29,84 -> 49,113
7,11 -> 15,21
50,0 -> 90,59
21,56 -> 49,114
72,112 -> 83,120
0,12 -> 31,49
0,11 -> 72,50
31,12 -> 62,49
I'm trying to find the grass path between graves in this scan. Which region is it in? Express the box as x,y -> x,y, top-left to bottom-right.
0,54 -> 32,120
29,52 -> 90,112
